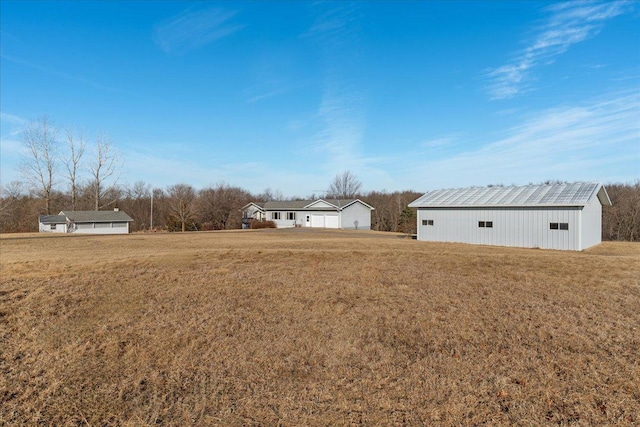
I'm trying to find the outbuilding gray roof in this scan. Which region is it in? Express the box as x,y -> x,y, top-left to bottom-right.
39,215 -> 67,224
60,210 -> 134,222
409,182 -> 611,208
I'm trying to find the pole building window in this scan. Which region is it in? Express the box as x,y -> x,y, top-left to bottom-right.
422,219 -> 434,226
478,221 -> 493,228
550,222 -> 569,230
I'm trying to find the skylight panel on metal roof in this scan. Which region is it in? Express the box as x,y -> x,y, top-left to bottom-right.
408,182 -> 602,208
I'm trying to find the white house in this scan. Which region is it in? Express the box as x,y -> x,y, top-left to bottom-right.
38,209 -> 134,234
241,199 -> 375,230
408,182 -> 611,251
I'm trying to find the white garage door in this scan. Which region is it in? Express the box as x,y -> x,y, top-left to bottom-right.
325,215 -> 339,228
311,215 -> 325,228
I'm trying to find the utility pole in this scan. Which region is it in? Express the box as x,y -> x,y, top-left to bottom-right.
150,189 -> 154,230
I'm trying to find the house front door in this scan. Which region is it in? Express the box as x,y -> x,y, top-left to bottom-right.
305,215 -> 311,227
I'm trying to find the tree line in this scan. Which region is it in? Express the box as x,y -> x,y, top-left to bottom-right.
2,173 -> 638,241
1,118 -> 638,240
0,176 -> 421,234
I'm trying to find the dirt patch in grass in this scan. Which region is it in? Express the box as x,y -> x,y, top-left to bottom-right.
1,230 -> 639,425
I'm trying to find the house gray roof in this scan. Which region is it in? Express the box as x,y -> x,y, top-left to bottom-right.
408,182 -> 611,208
39,215 -> 67,224
260,198 -> 374,211
60,210 -> 134,223
263,200 -> 313,210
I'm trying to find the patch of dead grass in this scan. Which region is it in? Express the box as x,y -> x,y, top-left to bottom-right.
1,230 -> 639,425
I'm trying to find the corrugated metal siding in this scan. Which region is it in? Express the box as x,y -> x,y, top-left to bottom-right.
340,202 -> 372,230
417,207 -> 582,250
580,199 -> 602,250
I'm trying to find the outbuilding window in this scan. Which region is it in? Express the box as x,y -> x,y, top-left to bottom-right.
550,222 -> 569,230
50,224 -> 57,230
422,219 -> 434,226
478,221 -> 493,228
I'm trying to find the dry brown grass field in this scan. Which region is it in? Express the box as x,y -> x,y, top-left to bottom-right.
1,229 -> 638,426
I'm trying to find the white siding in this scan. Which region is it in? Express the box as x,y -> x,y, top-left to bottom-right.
38,223 -> 67,233
71,222 -> 130,234
306,200 -> 335,208
580,198 -> 602,250
417,207 -> 582,250
270,211 -> 297,228
340,202 -> 372,230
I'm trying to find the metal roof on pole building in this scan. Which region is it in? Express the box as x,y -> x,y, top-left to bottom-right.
409,182 -> 611,251
408,182 -> 611,208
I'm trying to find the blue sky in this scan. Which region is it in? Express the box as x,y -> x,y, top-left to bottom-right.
1,1 -> 638,197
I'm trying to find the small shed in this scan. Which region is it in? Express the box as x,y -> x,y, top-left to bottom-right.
408,182 -> 611,251
39,209 -> 134,234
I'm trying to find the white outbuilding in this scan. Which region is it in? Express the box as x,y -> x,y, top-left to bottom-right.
408,182 -> 611,251
38,209 -> 134,234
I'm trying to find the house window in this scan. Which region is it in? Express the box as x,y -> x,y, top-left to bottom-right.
422,219 -> 434,226
272,212 -> 281,220
551,222 -> 568,230
286,212 -> 296,220
479,221 -> 493,228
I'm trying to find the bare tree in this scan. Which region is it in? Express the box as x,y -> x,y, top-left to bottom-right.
603,181 -> 640,242
0,181 -> 23,222
256,187 -> 284,202
197,182 -> 252,230
327,171 -> 362,199
167,184 -> 196,232
63,128 -> 86,211
20,116 -> 59,214
119,181 -> 152,231
88,134 -> 121,210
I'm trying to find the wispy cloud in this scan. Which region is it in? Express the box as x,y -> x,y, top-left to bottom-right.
305,2 -> 368,177
153,6 -> 243,54
407,90 -> 640,188
0,112 -> 28,185
421,134 -> 465,149
0,112 -> 27,130
243,80 -> 309,104
486,1 -> 631,100
1,54 -> 119,92
311,82 -> 365,168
